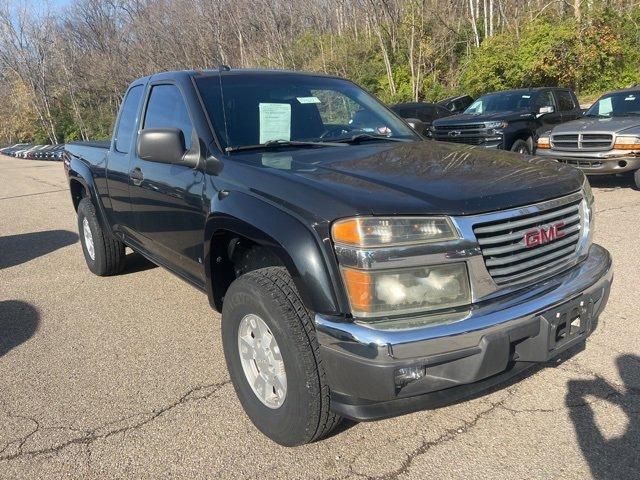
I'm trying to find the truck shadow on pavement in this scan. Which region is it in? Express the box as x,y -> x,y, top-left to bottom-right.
0,300 -> 39,358
567,354 -> 640,479
0,230 -> 78,270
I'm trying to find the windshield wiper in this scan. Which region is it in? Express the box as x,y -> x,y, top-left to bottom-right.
332,133 -> 411,144
584,113 -> 609,118
225,139 -> 346,153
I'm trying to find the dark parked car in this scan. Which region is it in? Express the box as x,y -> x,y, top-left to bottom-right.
64,69 -> 611,446
1,143 -> 31,156
47,144 -> 66,160
431,88 -> 583,154
390,102 -> 453,135
437,95 -> 474,114
34,145 -> 54,159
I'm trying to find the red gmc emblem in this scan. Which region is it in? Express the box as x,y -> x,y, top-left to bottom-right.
524,222 -> 566,248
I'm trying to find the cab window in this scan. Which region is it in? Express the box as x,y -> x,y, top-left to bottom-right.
114,85 -> 143,153
555,90 -> 576,112
143,84 -> 193,150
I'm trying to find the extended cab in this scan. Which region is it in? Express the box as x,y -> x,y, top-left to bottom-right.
431,88 -> 582,154
537,88 -> 640,188
64,70 -> 612,446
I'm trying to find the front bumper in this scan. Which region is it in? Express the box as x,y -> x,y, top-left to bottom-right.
315,244 -> 612,421
537,148 -> 640,174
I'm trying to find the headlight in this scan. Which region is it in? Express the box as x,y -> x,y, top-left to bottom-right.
340,263 -> 471,318
613,135 -> 640,150
537,135 -> 551,149
485,121 -> 507,129
332,216 -> 459,247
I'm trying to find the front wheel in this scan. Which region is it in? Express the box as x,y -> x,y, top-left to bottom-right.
510,139 -> 532,155
221,267 -> 341,446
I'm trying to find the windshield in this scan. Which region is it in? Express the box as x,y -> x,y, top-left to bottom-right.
585,91 -> 640,117
195,73 -> 416,150
464,91 -> 533,114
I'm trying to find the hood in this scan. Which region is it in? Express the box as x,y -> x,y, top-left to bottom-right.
433,111 -> 532,126
225,140 -> 584,220
551,116 -> 640,135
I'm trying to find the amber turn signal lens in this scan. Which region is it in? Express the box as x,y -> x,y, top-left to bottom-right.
331,218 -> 361,245
613,143 -> 640,150
340,267 -> 373,314
537,142 -> 550,149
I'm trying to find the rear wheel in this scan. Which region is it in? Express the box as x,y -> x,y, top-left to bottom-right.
221,266 -> 341,446
511,139 -> 531,155
77,197 -> 126,276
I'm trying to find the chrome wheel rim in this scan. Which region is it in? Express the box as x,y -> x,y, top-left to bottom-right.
238,314 -> 287,409
82,217 -> 95,261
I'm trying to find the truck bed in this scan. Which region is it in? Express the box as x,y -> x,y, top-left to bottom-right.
66,141 -> 110,166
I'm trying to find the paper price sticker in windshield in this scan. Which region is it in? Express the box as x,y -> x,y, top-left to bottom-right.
297,96 -> 321,104
522,95 -> 531,98
625,95 -> 636,101
259,103 -> 291,144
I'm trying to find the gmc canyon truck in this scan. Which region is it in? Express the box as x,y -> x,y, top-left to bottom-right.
64,69 -> 612,446
431,88 -> 582,154
537,88 -> 640,188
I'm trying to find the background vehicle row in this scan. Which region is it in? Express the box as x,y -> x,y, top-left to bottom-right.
0,143 -> 65,160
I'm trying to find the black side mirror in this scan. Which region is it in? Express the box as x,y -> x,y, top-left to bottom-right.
137,128 -> 186,164
405,118 -> 428,135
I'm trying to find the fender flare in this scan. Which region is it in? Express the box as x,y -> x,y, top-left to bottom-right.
67,156 -> 113,237
507,127 -> 535,151
203,192 -> 343,316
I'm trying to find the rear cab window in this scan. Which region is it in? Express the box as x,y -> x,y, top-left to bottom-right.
114,85 -> 143,153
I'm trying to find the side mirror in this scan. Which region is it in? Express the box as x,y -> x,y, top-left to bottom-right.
405,117 -> 427,135
537,105 -> 555,117
137,128 -> 186,164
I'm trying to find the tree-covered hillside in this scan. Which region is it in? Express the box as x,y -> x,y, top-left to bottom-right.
1,0 -> 639,144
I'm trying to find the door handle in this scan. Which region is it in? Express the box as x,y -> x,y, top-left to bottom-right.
130,167 -> 144,186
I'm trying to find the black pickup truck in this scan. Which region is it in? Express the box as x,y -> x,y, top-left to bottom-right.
431,88 -> 583,154
64,69 -> 612,446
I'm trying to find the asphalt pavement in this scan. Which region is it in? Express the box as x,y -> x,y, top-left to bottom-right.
0,154 -> 639,479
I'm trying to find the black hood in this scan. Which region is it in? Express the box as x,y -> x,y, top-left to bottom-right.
433,111 -> 533,126
224,140 -> 584,220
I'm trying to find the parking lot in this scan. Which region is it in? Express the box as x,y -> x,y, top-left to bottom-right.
0,154 -> 638,479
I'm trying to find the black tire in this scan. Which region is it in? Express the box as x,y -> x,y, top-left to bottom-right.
221,266 -> 341,446
77,197 -> 126,276
511,139 -> 531,155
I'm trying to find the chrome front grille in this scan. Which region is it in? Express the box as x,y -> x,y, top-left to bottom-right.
473,195 -> 584,286
551,133 -> 613,151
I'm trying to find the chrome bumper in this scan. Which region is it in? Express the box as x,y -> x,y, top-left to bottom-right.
316,244 -> 612,420
537,149 -> 640,174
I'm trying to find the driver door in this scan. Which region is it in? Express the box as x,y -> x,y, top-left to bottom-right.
128,82 -> 206,284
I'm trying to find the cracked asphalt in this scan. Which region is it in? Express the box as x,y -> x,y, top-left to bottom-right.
1,155 -> 639,479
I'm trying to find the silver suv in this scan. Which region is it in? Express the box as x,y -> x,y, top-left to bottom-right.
537,88 -> 640,187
